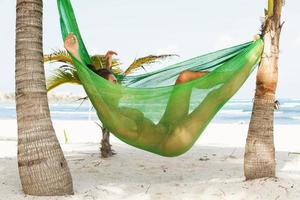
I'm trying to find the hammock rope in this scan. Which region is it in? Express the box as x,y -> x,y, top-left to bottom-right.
57,0 -> 263,157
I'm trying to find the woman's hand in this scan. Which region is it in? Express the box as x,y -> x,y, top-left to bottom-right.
105,50 -> 118,69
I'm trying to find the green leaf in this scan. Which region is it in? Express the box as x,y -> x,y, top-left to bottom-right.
44,50 -> 73,65
47,65 -> 81,91
268,0 -> 274,17
124,54 -> 178,75
90,55 -> 121,71
64,130 -> 68,144
44,50 -> 177,90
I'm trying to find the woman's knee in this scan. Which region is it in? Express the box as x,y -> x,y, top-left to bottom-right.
176,70 -> 191,84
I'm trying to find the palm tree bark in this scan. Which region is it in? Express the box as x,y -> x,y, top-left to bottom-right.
16,0 -> 73,195
100,128 -> 115,158
244,0 -> 284,180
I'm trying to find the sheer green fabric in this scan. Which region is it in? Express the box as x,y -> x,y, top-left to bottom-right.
122,42 -> 251,87
57,0 -> 263,157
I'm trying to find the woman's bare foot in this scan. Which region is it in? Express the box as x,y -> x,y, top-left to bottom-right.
64,33 -> 80,59
176,70 -> 208,84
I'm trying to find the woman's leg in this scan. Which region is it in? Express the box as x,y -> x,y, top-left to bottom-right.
112,70 -> 208,156
175,71 -> 208,84
158,71 -> 208,126
163,61 -> 254,155
106,70 -> 207,153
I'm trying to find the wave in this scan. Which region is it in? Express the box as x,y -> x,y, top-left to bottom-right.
50,111 -> 97,115
286,98 -> 300,101
230,99 -> 252,102
291,116 -> 300,120
225,102 -> 252,106
0,106 -> 15,109
281,103 -> 300,108
219,109 -> 248,115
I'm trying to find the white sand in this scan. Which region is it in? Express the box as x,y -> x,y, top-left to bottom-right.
1,119 -> 300,200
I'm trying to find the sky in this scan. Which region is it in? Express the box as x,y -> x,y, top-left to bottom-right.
0,0 -> 299,99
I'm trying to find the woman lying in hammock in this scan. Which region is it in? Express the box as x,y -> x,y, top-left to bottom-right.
64,33 -> 211,156
64,33 -> 208,86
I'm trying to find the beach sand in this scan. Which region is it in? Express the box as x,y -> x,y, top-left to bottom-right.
0,120 -> 300,200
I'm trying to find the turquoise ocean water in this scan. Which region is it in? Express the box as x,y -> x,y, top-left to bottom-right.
1,99 -> 299,124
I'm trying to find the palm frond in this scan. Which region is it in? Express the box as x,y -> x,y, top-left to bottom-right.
45,50 -> 177,90
44,50 -> 73,65
90,55 -> 121,70
47,65 -> 81,91
124,54 -> 179,75
111,66 -> 124,75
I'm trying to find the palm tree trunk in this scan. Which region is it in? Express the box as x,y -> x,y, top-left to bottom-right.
100,127 -> 115,158
244,0 -> 284,180
15,0 -> 73,195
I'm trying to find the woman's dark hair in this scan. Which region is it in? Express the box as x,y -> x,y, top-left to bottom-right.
95,68 -> 113,80
87,64 -> 113,79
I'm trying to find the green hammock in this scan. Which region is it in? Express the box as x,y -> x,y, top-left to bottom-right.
57,0 -> 263,157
